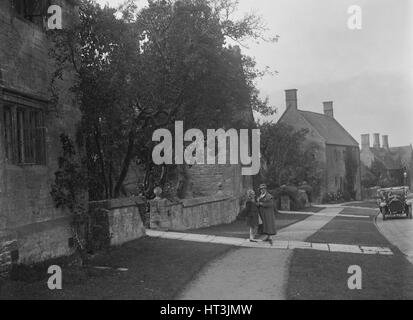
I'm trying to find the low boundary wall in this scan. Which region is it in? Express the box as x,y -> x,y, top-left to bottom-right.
149,195 -> 240,231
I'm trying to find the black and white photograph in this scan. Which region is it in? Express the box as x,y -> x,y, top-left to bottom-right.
0,0 -> 412,305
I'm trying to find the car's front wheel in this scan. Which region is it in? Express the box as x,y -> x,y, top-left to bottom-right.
408,206 -> 412,219
381,208 -> 387,221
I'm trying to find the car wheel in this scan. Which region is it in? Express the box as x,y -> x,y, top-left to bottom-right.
381,208 -> 387,221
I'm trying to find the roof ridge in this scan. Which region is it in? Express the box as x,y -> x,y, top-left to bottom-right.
298,109 -> 359,147
298,109 -> 326,117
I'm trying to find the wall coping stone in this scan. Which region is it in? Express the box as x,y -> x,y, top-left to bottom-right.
150,195 -> 235,209
0,230 -> 18,242
181,195 -> 234,208
89,196 -> 146,210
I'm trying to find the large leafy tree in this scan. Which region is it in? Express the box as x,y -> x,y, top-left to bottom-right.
260,122 -> 322,194
49,0 -> 274,200
365,159 -> 400,188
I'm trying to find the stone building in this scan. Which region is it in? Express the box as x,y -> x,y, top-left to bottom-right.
277,89 -> 362,201
360,133 -> 413,189
0,0 -> 80,270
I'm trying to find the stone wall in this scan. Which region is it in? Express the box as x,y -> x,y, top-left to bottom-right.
0,0 -> 81,265
325,145 -> 362,200
186,163 -> 251,198
277,107 -> 328,202
149,195 -> 240,231
0,230 -> 18,275
90,197 -> 146,246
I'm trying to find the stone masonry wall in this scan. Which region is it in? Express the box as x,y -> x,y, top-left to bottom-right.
0,0 -> 81,266
0,230 -> 18,275
273,108 -> 328,202
90,197 -> 146,246
149,195 -> 240,231
325,145 -> 362,200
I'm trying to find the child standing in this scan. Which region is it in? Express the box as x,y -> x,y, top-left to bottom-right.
240,189 -> 260,242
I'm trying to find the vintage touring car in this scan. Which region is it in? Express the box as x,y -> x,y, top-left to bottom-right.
377,187 -> 412,220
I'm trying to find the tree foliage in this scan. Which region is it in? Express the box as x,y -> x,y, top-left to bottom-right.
344,147 -> 359,200
259,122 -> 323,194
362,159 -> 401,188
48,0 -> 275,201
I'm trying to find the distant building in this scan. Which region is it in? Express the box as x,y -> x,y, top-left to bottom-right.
0,0 -> 80,269
277,89 -> 362,201
360,134 -> 413,189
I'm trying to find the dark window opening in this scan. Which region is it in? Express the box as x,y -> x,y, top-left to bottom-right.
3,105 -> 46,165
4,106 -> 13,161
11,0 -> 51,27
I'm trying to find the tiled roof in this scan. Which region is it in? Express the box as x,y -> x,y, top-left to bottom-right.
369,145 -> 413,170
370,148 -> 401,170
298,110 -> 359,147
389,146 -> 413,167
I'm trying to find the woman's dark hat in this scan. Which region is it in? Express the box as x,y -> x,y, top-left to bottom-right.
259,184 -> 267,190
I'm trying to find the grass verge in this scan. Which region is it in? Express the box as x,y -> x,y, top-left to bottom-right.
287,211 -> 413,299
0,237 -> 232,300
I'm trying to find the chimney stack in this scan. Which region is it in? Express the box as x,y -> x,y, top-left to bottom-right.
361,134 -> 370,150
323,101 -> 334,118
285,89 -> 298,110
373,133 -> 380,149
382,135 -> 389,149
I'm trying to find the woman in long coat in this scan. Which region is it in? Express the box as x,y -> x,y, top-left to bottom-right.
239,189 -> 260,242
257,184 -> 277,244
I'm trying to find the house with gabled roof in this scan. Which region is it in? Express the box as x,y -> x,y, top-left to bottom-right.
360,133 -> 413,188
277,89 -> 362,202
0,0 -> 81,270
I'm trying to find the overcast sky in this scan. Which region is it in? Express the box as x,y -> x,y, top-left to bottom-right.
96,0 -> 413,147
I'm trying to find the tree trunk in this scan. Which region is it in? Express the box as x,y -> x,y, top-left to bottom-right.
94,125 -> 109,199
113,130 -> 135,198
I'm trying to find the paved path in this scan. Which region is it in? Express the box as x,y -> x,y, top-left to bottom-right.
273,207 -> 340,241
147,206 -> 392,255
174,207 -> 344,300
146,229 -> 393,255
279,210 -> 371,218
146,206 -> 394,300
376,213 -> 413,264
178,249 -> 290,300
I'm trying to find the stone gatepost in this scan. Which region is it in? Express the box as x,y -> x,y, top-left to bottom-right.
149,187 -> 172,230
280,195 -> 291,211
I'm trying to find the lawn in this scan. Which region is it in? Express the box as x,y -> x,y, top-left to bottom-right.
287,249 -> 413,300
0,237 -> 232,300
0,211 -> 313,300
341,201 -> 378,209
287,212 -> 413,299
